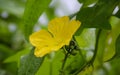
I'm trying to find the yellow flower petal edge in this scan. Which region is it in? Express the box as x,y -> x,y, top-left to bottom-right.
29,16 -> 81,57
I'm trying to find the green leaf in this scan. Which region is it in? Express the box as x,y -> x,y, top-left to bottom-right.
103,16 -> 120,61
75,28 -> 95,49
109,58 -> 120,75
45,7 -> 55,20
115,9 -> 120,18
21,0 -> 51,41
4,48 -> 30,67
115,34 -> 120,57
76,7 -> 111,29
64,51 -> 86,75
36,50 -> 64,75
35,57 -> 51,75
36,49 -> 86,75
74,28 -> 95,74
18,49 -> 44,75
52,51 -> 64,75
93,30 -> 108,67
78,0 -> 98,7
76,0 -> 119,35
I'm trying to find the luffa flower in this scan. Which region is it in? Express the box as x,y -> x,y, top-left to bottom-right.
29,16 -> 81,57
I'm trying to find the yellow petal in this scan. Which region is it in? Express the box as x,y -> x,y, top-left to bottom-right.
64,20 -> 81,45
34,48 -> 52,57
34,43 -> 64,57
29,29 -> 64,57
29,29 -> 55,47
48,16 -> 81,45
48,16 -> 69,39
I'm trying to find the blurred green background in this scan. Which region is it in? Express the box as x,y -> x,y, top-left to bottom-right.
0,0 -> 120,75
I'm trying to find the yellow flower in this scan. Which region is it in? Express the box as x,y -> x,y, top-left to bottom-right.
29,16 -> 81,57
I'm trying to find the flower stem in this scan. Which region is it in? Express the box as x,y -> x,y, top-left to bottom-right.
59,47 -> 69,75
61,52 -> 69,70
50,61 -> 52,75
